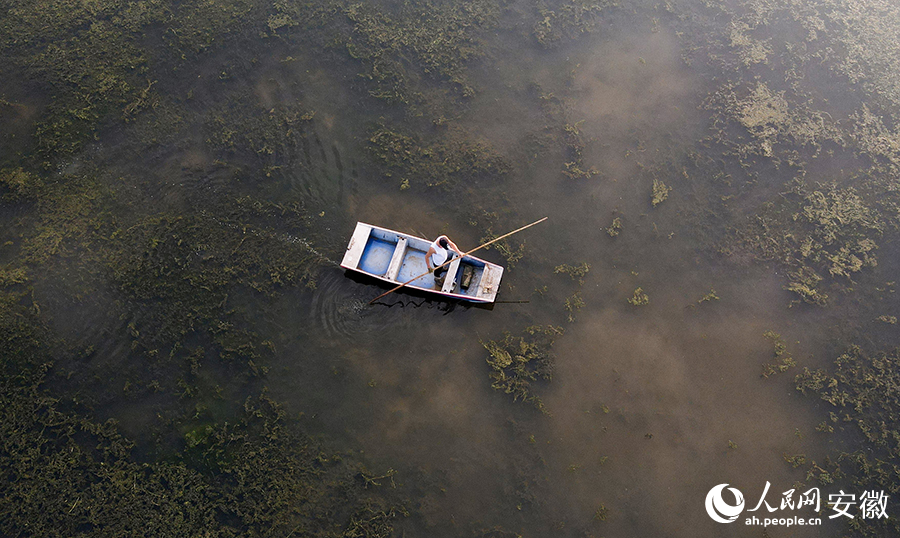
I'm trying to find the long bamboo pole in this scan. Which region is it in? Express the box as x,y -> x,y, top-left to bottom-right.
368,217 -> 548,305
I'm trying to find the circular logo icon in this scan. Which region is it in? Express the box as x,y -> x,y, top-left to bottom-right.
705,484 -> 745,523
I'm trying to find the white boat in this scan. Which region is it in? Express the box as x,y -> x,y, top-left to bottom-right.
340,222 -> 503,303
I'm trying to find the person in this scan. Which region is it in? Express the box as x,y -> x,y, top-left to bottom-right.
425,234 -> 463,288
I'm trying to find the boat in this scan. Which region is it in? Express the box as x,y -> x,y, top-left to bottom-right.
340,222 -> 504,303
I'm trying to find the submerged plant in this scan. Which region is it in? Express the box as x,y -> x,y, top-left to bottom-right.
627,287 -> 649,306
554,262 -> 590,284
651,178 -> 671,207
761,330 -> 796,378
742,183 -> 882,305
698,288 -> 720,304
531,0 -> 615,49
564,292 -> 586,322
606,216 -> 622,237
0,168 -> 43,201
482,328 -> 557,414
794,345 -> 900,535
367,126 -> 510,191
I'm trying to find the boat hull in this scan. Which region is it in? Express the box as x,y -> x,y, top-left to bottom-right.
340,222 -> 503,303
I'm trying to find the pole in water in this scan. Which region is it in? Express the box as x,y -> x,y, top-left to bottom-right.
368,216 -> 548,305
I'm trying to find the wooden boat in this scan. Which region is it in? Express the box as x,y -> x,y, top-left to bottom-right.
340,222 -> 503,303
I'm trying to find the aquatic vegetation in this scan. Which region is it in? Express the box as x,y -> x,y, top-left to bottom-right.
204,96 -> 316,177
728,20 -> 772,67
798,186 -> 882,278
108,198 -> 324,359
167,0 -> 262,55
627,287 -> 649,306
531,90 -> 600,182
784,266 -> 828,307
5,162 -> 327,398
0,374 -> 403,536
564,292 -> 585,322
268,0 -> 503,111
530,0 -> 616,49
697,288 -> 719,304
741,183 -> 882,305
0,167 -> 43,202
794,345 -> 900,536
479,229 -> 528,268
606,216 -> 622,237
344,1 -> 500,103
482,327 -> 557,414
3,0 -> 900,535
820,0 -> 900,112
367,126 -> 510,191
761,330 -> 796,378
0,280 -> 405,537
651,178 -> 671,207
816,421 -> 834,434
561,123 -> 598,180
554,262 -> 590,284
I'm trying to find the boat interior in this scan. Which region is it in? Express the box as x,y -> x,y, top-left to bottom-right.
357,227 -> 488,296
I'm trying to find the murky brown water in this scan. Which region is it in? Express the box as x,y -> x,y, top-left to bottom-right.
257,18 -> 847,538
9,0 -> 892,535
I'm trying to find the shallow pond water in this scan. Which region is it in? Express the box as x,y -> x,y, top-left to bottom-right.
5,0 -> 898,536
257,17 -> 848,538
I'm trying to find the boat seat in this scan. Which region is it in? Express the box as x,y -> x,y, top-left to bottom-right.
384,237 -> 408,281
441,257 -> 462,293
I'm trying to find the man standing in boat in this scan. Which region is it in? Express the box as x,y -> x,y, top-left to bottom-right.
426,235 -> 464,288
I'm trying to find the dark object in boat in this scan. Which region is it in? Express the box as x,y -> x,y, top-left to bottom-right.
460,264 -> 475,290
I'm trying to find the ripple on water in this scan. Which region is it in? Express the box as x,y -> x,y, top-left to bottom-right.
306,268 -> 461,340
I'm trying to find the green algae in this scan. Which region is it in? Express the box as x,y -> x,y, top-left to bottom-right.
554,262 -> 590,284
606,216 -> 623,237
530,0 -> 617,49
204,96 -> 316,177
760,330 -> 796,378
564,292 -> 585,323
483,326 -> 561,414
794,345 -> 900,536
0,282 -> 404,537
650,178 -> 671,207
0,167 -> 43,202
0,0 -> 167,161
697,288 -> 719,304
367,126 -> 510,191
740,183 -> 882,305
108,198 -> 323,359
627,287 -> 649,306
1,381 -> 403,537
